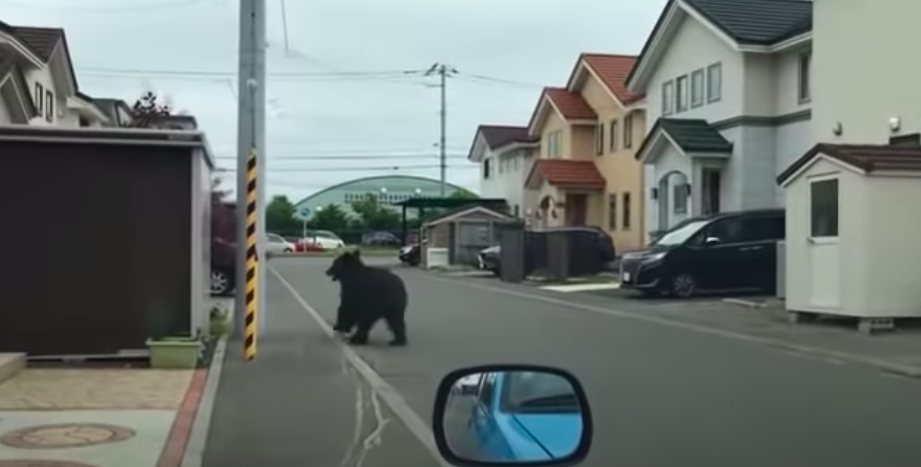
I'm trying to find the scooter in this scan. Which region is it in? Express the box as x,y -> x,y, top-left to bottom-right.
433,364 -> 593,466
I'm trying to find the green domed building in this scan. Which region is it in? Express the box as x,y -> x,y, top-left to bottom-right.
293,175 -> 474,220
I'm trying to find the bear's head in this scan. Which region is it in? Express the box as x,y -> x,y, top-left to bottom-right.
326,249 -> 363,282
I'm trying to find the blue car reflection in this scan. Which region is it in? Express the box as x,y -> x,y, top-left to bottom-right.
467,371 -> 583,461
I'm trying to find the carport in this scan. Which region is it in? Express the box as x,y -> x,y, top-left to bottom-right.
0,125 -> 215,357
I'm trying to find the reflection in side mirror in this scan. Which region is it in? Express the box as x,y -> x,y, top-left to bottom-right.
705,236 -> 721,245
433,365 -> 592,466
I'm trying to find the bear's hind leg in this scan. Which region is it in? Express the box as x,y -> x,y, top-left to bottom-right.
384,311 -> 407,346
348,318 -> 376,345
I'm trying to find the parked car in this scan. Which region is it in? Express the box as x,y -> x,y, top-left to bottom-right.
478,245 -> 501,276
363,231 -> 401,247
465,371 -> 583,461
305,230 -> 345,250
399,243 -> 421,266
265,233 -> 296,254
619,209 -> 785,298
211,237 -> 236,296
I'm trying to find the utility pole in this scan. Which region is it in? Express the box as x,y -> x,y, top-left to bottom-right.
425,63 -> 457,197
235,0 -> 267,350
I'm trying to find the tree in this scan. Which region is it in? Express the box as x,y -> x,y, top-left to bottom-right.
266,195 -> 299,234
130,91 -> 171,128
211,177 -> 235,242
307,203 -> 350,231
448,189 -> 478,199
350,193 -> 401,230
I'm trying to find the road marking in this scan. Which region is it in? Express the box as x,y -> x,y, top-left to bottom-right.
420,272 -> 921,380
540,282 -> 621,292
268,266 -> 453,467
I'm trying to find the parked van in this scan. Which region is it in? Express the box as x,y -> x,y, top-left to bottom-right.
619,209 -> 784,297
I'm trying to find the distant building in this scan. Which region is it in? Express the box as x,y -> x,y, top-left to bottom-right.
293,175 -> 474,220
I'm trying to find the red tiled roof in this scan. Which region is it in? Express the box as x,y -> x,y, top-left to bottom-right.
581,53 -> 644,105
528,159 -> 605,188
544,87 -> 597,120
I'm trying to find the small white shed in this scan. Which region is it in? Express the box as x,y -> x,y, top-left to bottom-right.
777,140 -> 921,327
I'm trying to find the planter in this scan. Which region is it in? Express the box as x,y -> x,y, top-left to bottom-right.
146,337 -> 202,369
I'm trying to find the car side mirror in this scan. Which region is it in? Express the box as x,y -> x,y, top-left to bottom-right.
433,364 -> 593,466
705,236 -> 721,245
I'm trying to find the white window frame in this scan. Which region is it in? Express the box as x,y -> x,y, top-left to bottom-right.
623,115 -> 633,149
594,123 -> 604,155
691,69 -> 705,108
798,52 -> 812,104
662,80 -> 674,115
609,119 -> 618,152
676,75 -> 689,113
808,175 -> 838,243
707,62 -> 722,103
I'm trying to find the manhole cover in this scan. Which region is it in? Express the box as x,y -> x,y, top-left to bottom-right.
1,423 -> 135,449
0,462 -> 99,467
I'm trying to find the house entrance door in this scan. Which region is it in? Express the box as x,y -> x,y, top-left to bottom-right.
702,168 -> 721,215
566,194 -> 587,226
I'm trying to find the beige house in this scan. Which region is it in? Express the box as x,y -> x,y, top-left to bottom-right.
524,54 -> 647,253
566,53 -> 647,252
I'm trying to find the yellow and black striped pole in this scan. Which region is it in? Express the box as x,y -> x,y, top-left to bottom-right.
243,148 -> 258,361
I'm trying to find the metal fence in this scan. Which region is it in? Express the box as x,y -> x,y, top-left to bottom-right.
274,229 -> 418,246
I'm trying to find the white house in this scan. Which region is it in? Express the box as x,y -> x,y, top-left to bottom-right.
626,0 -> 815,236
812,0 -> 921,145
0,21 -> 110,127
467,125 -> 540,218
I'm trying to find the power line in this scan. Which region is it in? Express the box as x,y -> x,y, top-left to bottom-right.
0,0 -> 214,12
213,153 -> 468,161
215,164 -> 477,173
77,66 -> 426,78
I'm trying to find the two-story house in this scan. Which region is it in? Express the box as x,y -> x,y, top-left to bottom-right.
524,87 -> 606,228
467,125 -> 539,218
625,0 -> 814,237
0,20 -> 110,127
563,53 -> 647,252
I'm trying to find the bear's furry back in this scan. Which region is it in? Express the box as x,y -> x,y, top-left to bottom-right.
338,265 -> 408,318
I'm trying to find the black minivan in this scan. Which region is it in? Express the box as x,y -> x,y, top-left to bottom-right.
619,209 -> 784,297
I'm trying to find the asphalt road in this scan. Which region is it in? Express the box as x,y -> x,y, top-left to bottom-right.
212,256 -> 921,467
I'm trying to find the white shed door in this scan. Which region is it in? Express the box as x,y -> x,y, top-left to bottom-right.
807,177 -> 841,309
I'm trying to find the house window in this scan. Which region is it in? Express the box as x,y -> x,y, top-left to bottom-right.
622,192 -> 631,229
512,154 -> 519,171
662,80 -> 674,115
483,159 -> 491,179
707,62 -> 722,103
691,69 -> 705,108
514,205 -> 520,217
498,157 -> 505,175
623,114 -> 633,148
810,178 -> 838,237
676,75 -> 689,113
34,83 -> 43,114
594,123 -> 604,155
673,183 -> 688,214
45,90 -> 54,122
547,130 -> 563,158
608,194 -> 617,230
609,119 -> 618,152
798,52 -> 811,103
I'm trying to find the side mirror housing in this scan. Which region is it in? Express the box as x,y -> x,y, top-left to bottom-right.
705,236 -> 721,245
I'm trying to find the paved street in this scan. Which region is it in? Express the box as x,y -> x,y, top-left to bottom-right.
205,256 -> 921,467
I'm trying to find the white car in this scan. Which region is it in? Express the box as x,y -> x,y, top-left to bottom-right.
308,230 -> 345,250
265,233 -> 295,254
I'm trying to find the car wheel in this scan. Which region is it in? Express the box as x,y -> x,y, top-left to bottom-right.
211,269 -> 232,296
670,272 -> 697,298
283,248 -> 293,253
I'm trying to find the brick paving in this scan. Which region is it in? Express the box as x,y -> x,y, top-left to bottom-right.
0,370 -> 193,410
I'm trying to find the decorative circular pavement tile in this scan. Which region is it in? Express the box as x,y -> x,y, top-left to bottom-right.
0,461 -> 99,467
1,423 -> 135,449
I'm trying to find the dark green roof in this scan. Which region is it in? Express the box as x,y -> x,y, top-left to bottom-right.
687,0 -> 813,45
660,119 -> 732,152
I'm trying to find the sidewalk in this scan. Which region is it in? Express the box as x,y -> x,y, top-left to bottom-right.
201,272 -> 439,467
0,366 -> 206,467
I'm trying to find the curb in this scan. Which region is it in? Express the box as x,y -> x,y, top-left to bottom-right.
722,298 -> 768,309
177,337 -> 228,467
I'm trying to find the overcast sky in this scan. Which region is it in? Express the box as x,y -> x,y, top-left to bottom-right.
2,0 -> 665,202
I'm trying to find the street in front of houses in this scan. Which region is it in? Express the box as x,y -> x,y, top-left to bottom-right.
197,256 -> 921,467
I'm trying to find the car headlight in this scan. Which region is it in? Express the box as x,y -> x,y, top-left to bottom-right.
642,252 -> 667,263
